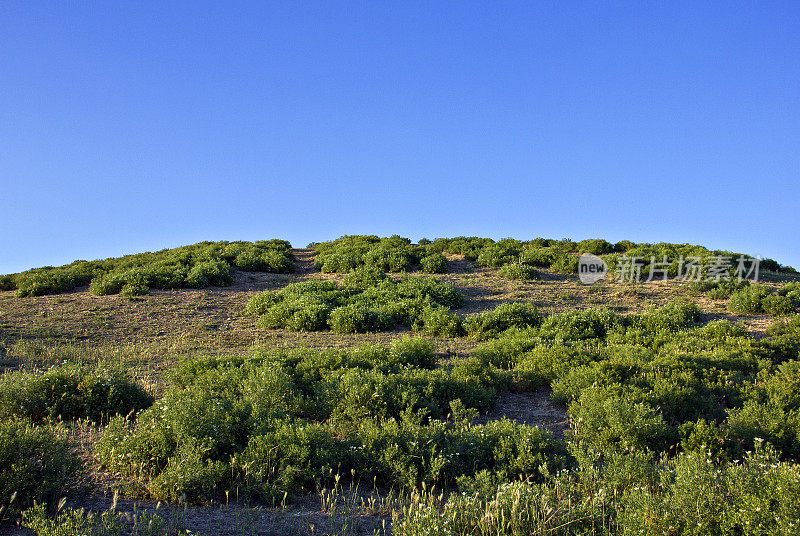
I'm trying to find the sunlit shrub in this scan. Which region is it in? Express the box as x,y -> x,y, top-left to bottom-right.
413,306 -> 465,337
0,363 -> 153,423
465,303 -> 543,340
420,252 -> 447,273
0,419 -> 80,515
499,262 -> 539,281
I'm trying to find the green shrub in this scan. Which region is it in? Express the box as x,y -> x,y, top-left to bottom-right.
519,246 -> 556,267
569,385 -> 674,455
147,437 -> 227,503
342,265 -> 388,288
389,336 -> 436,368
0,274 -> 16,291
729,285 -> 771,314
413,306 -> 465,337
94,346 -> 549,503
476,240 -> 523,268
186,260 -> 232,288
0,419 -> 80,516
90,273 -> 127,296
120,275 -> 149,297
537,308 -> 620,342
0,363 -> 153,423
694,278 -> 750,300
577,238 -> 614,255
499,262 -> 539,281
620,445 -> 800,536
420,252 -> 447,273
20,503 -> 127,536
248,274 -> 463,334
238,423 -> 347,502
465,303 -> 543,340
313,235 -> 426,273
15,269 -> 84,297
9,240 -> 294,298
728,285 -> 796,316
328,304 -> 390,333
763,293 -> 797,316
550,251 -> 579,274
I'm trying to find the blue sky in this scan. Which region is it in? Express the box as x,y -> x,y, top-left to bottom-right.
1,1 -> 798,274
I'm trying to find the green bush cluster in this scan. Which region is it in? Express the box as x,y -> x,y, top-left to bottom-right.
312,235 -> 449,274
427,236 -> 779,279
0,419 -> 80,517
728,284 -> 799,316
466,301 -> 800,463
464,303 -> 543,340
393,301 -> 800,535
395,444 -> 800,536
0,363 -> 153,423
95,343 -> 570,504
6,240 -> 294,298
19,502 -> 178,536
692,278 -> 750,299
498,262 -> 539,281
247,270 -> 464,334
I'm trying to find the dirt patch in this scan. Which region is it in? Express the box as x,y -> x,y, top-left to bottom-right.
476,388 -> 570,439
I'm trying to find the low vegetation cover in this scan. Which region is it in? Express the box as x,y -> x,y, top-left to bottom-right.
727,282 -> 800,316
312,235 -> 448,274
93,338 -> 567,504
3,240 -> 294,298
427,236 -> 793,278
247,267 -> 464,334
393,305 -> 800,535
0,419 -> 80,519
0,363 -> 153,424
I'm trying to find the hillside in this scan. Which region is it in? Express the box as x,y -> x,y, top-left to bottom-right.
1,236 -> 800,535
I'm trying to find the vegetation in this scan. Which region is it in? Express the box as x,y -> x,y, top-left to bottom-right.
0,419 -> 80,517
313,235 -> 448,274
0,363 -> 153,424
5,240 -> 294,298
247,267 -> 463,334
93,342 -> 569,504
728,283 -> 800,316
3,234 -> 800,534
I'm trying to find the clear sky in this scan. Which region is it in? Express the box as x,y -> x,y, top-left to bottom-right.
1,1 -> 798,274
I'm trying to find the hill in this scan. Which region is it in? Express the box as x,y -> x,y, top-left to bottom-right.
1,235 -> 800,535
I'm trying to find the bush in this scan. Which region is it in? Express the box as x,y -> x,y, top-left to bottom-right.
313,235 -> 427,273
729,285 -> 797,316
465,303 -> 543,340
328,304 -> 391,333
389,336 -> 436,368
20,503 -> 127,536
90,273 -> 127,296
476,240 -> 523,268
15,269 -> 85,298
248,274 -> 463,334
0,274 -> 16,291
186,260 -> 232,288
763,293 -> 797,316
569,385 -> 674,455
120,274 -> 149,297
550,251 -> 579,274
0,363 -> 153,423
0,419 -> 80,516
413,306 -> 465,337
499,263 -> 539,281
420,252 -> 447,273
519,247 -> 556,267
8,240 -> 294,298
